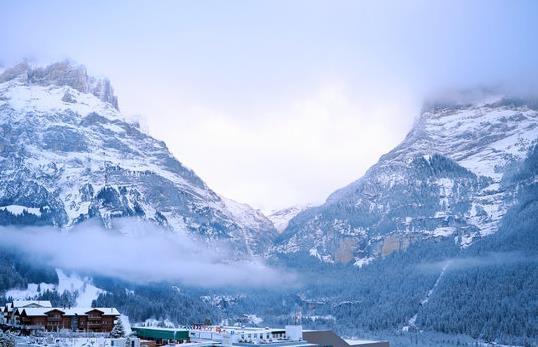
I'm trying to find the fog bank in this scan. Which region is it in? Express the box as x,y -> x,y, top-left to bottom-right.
0,219 -> 296,288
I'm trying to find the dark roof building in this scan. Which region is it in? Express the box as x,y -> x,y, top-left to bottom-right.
303,330 -> 389,347
3,301 -> 120,333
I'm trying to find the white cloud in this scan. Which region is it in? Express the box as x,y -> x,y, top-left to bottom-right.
0,219 -> 297,288
125,80 -> 419,211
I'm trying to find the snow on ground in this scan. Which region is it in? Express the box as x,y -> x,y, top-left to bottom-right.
460,233 -> 476,248
268,205 -> 313,233
421,261 -> 450,306
4,269 -> 105,307
221,197 -> 266,229
245,314 -> 263,325
5,282 -> 56,299
436,178 -> 453,210
0,204 -> 42,216
309,247 -> 322,260
431,227 -> 456,238
0,81 -> 121,122
403,261 -> 451,331
56,269 -> 105,307
353,256 -> 374,268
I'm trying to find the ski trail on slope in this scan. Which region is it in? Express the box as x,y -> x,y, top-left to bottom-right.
405,261 -> 451,330
5,269 -> 105,307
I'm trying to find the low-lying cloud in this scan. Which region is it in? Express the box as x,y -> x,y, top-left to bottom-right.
418,251 -> 538,273
0,219 -> 296,288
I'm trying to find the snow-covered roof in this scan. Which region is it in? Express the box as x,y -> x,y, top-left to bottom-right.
90,307 -> 120,316
63,307 -> 120,316
21,308 -> 52,317
344,339 -> 383,346
12,300 -> 52,308
20,306 -> 119,317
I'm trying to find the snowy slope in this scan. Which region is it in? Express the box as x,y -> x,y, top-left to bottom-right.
0,61 -> 276,255
5,269 -> 104,307
267,205 -> 313,233
273,94 -> 538,264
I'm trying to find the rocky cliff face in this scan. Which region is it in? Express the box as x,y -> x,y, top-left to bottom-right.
0,61 -> 119,110
0,61 -> 276,255
272,94 -> 538,264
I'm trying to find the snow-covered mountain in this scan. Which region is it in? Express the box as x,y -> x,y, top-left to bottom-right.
272,93 -> 538,264
267,205 -> 313,233
0,61 -> 276,255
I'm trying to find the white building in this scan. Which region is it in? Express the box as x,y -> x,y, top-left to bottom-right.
188,325 -> 316,347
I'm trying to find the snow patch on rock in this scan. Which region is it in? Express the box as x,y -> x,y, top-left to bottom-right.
267,205 -> 313,233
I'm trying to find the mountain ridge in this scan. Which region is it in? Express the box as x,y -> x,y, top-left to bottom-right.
273,94 -> 538,264
0,61 -> 277,255
0,60 -> 119,110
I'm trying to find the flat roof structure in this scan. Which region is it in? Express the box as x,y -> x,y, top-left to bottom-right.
303,330 -> 388,347
345,339 -> 388,347
133,326 -> 190,342
132,325 -> 388,347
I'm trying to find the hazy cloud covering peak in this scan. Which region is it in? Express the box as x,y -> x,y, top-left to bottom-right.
1,0 -> 537,210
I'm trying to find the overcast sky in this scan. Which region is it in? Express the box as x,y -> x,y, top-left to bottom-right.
1,0 -> 537,211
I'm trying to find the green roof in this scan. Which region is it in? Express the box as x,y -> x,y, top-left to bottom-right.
132,327 -> 190,340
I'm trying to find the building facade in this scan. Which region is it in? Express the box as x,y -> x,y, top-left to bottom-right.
2,300 -> 53,325
3,301 -> 120,332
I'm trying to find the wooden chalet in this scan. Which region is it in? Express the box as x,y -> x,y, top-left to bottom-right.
3,301 -> 119,332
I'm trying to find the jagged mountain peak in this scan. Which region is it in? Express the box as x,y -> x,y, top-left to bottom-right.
0,60 -> 119,110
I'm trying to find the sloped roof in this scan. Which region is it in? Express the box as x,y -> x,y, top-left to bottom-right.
62,307 -> 120,316
13,300 -> 52,308
89,307 -> 120,316
21,308 -> 54,317
21,307 -> 119,317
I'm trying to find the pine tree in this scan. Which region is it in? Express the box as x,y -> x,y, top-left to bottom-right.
0,332 -> 15,347
110,318 -> 126,338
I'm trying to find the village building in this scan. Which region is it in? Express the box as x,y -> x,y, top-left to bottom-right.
2,300 -> 53,324
132,325 -> 389,347
2,300 -> 120,332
